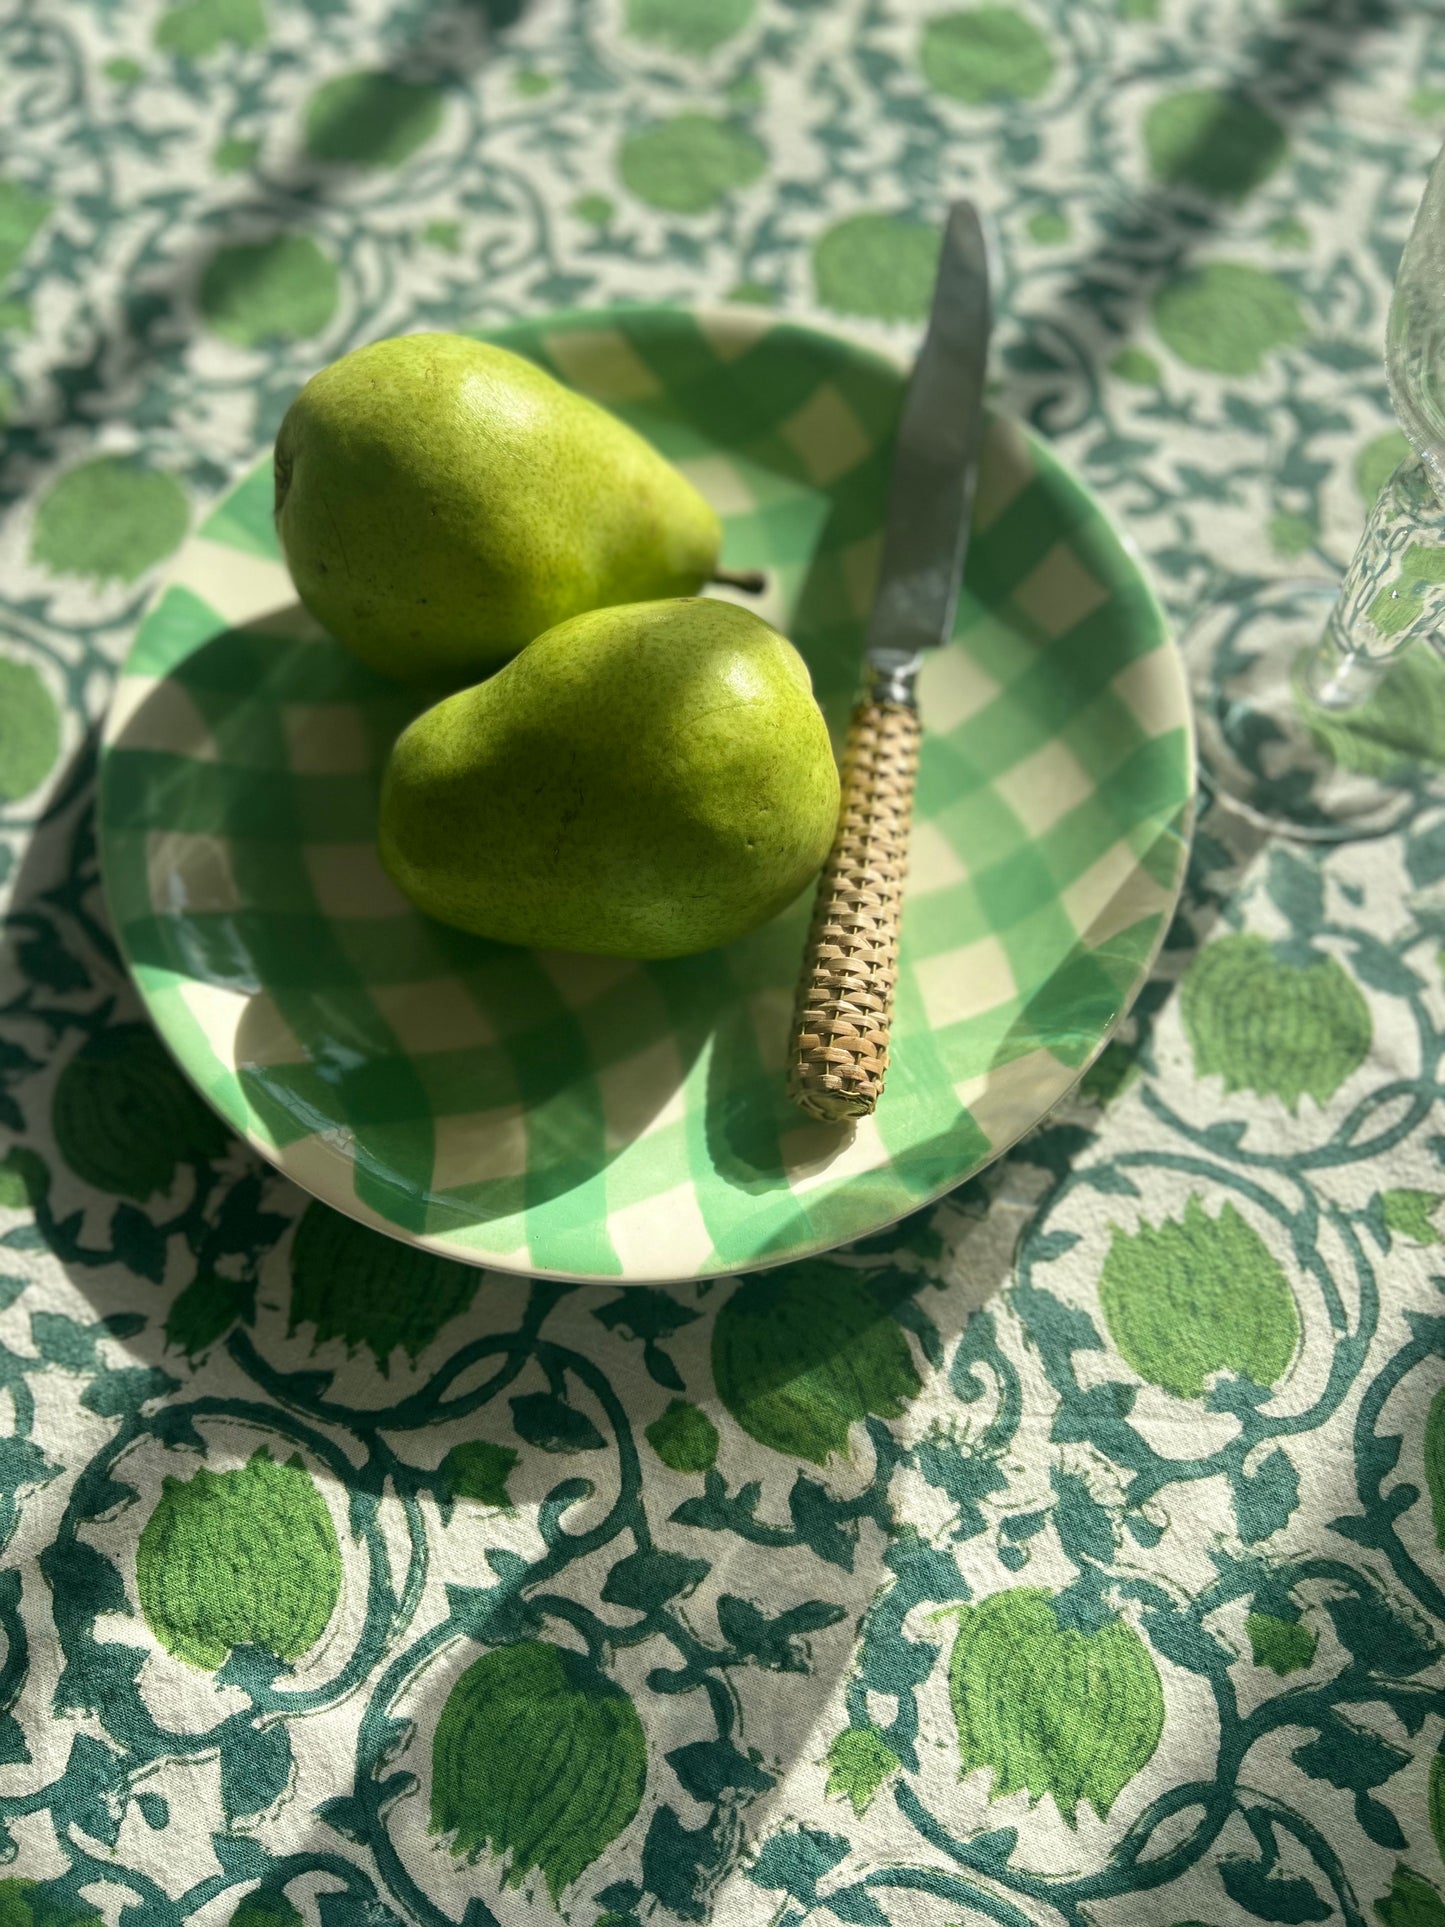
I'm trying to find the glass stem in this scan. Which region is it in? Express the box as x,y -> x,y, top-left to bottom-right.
1303,618 -> 1389,710
1299,452 -> 1445,713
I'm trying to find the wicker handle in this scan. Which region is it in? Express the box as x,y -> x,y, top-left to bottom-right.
788,698 -> 923,1122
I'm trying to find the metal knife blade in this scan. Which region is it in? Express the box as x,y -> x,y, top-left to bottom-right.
863,200 -> 992,701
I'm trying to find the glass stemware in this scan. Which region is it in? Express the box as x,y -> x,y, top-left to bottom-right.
1188,140 -> 1445,840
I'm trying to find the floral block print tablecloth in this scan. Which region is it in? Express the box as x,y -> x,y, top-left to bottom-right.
4,1 -> 1445,1923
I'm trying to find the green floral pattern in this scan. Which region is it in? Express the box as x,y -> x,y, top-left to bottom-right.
3,0 -> 1445,1922
137,1449 -> 342,1670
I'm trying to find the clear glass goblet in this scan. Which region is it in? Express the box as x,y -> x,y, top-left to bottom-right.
1188,139 -> 1445,841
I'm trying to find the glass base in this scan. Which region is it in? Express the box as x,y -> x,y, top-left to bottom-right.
1186,578 -> 1437,842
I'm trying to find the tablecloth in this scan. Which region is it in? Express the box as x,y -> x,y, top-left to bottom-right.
3,2 -> 1445,1923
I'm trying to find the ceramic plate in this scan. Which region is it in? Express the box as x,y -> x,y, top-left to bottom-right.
98,304 -> 1193,1283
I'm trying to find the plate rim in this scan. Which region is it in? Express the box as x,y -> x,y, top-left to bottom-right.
98,300 -> 1197,1286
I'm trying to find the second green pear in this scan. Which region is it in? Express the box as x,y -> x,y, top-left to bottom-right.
275,333 -> 721,684
378,598 -> 840,960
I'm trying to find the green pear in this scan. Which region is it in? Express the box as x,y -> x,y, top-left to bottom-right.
378,598 -> 840,960
274,333 -> 721,684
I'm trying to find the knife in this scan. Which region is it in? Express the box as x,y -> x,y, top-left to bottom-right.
788,200 -> 992,1122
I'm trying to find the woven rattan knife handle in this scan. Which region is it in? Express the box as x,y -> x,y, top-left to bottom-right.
789,699 -> 923,1122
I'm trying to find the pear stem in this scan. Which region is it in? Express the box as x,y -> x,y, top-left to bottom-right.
710,566 -> 768,594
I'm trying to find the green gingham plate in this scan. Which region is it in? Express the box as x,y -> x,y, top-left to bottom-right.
97,305 -> 1193,1284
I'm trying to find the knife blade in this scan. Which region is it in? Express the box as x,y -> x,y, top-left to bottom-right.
788,199 -> 992,1123
863,198 -> 992,702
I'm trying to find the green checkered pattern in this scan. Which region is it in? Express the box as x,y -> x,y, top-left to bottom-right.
97,305 -> 1193,1282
